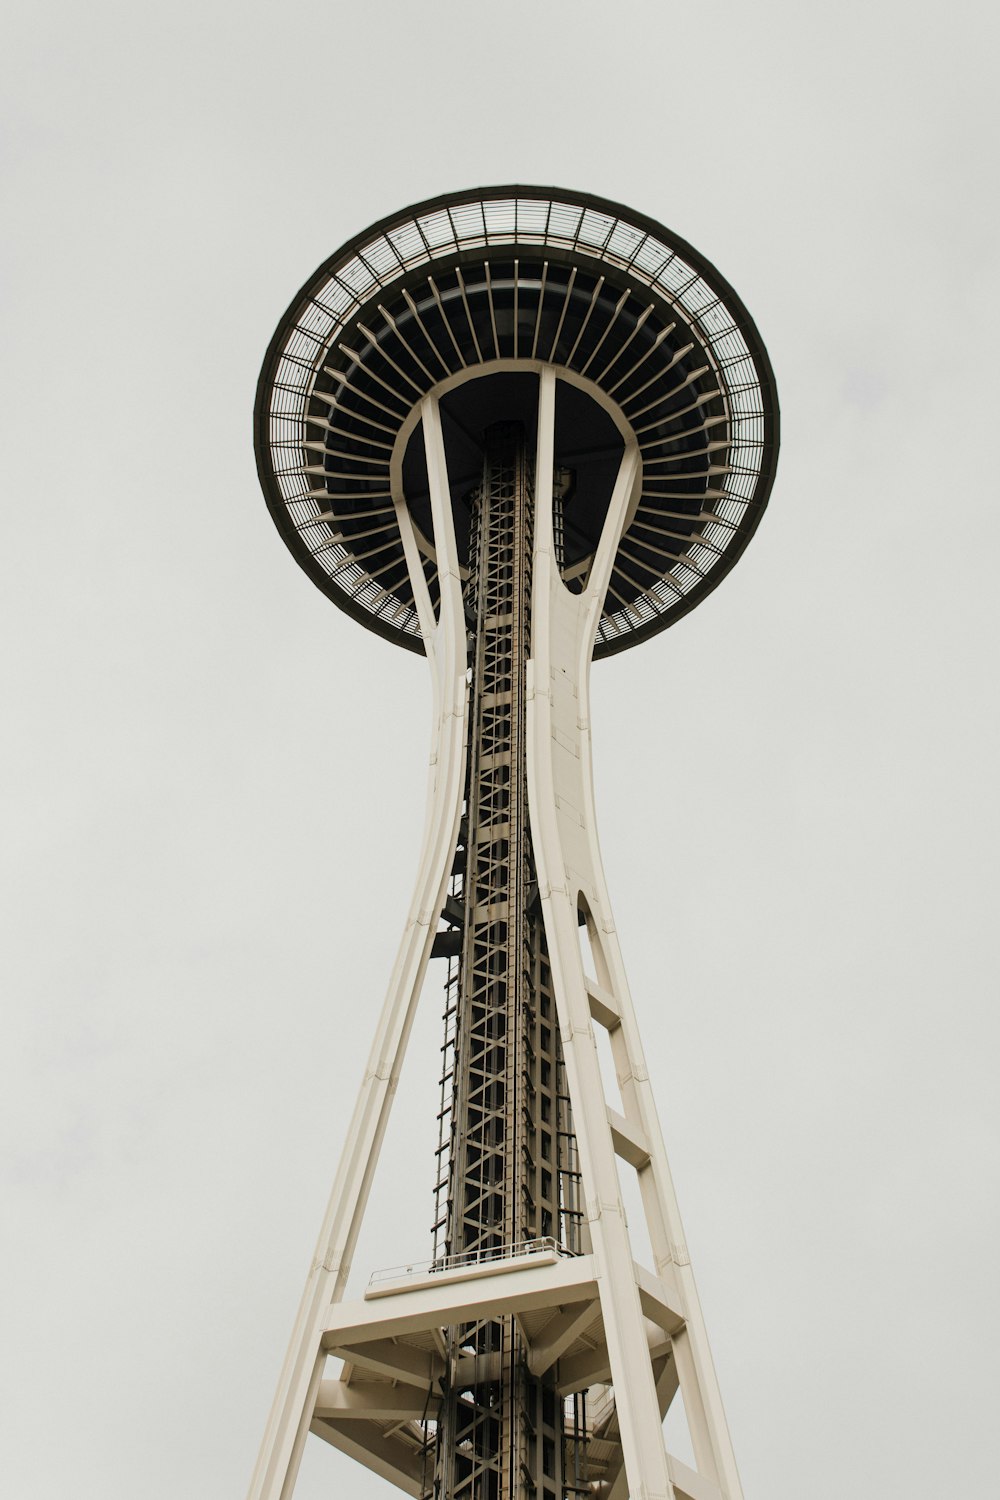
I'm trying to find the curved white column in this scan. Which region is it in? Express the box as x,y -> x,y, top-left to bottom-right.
526,367 -> 744,1500
247,396 -> 468,1500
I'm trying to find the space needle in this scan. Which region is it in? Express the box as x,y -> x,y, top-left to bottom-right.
248,186 -> 779,1500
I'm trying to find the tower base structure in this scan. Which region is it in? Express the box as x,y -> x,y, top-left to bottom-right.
249,375 -> 743,1500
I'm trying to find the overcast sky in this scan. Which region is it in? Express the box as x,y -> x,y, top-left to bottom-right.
3,3 -> 998,1497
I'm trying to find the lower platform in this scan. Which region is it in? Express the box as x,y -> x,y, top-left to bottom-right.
310,1243 -> 714,1500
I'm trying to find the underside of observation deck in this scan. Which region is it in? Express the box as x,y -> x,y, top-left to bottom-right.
255,186 -> 779,658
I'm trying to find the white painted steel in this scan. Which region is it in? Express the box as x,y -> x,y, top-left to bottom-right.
526,368 -> 673,1500
309,1419 -> 425,1497
324,1255 -> 600,1347
250,368 -> 745,1500
525,366 -> 744,1499
314,1251 -> 682,1387
314,1383 -> 430,1421
525,1301 -> 598,1376
247,397 -> 468,1500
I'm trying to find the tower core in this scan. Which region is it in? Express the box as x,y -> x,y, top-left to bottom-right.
250,186 -> 779,1500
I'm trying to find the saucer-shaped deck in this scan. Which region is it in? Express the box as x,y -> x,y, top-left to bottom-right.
255,187 -> 779,657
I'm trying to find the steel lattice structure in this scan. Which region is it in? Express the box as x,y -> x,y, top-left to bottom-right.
249,186 -> 779,1500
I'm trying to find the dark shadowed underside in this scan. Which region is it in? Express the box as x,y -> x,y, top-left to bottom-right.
254,187 -> 779,658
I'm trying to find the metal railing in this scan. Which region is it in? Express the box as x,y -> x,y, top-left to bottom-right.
368,1235 -> 571,1289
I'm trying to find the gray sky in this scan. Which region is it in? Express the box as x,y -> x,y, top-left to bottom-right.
2,2 -> 998,1496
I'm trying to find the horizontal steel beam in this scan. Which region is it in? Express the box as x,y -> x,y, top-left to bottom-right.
314,1381 -> 435,1421
557,1321 -> 672,1395
324,1338 -> 443,1387
526,1300 -> 598,1376
324,1253 -> 598,1347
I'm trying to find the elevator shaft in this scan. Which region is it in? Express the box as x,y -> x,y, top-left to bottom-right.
432,425 -> 585,1500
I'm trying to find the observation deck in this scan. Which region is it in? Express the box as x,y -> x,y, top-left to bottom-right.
254,186 -> 779,657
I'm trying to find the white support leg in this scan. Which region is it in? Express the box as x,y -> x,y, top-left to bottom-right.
581,770 -> 743,1495
247,396 -> 468,1500
527,367 -> 674,1500
526,366 -> 743,1500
